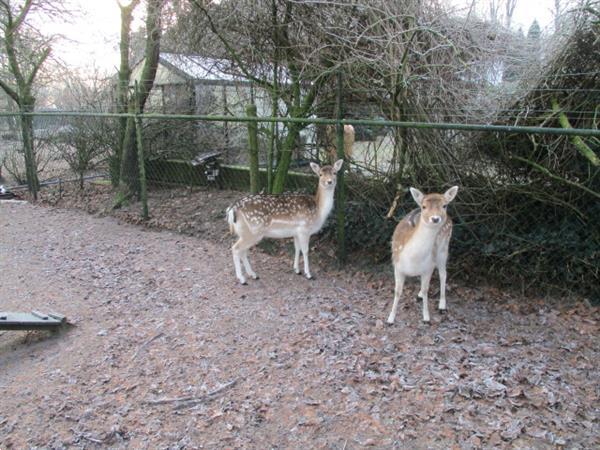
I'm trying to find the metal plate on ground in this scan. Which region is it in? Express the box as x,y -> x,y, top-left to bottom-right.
0,311 -> 67,330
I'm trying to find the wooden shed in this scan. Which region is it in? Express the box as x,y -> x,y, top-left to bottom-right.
129,53 -> 274,162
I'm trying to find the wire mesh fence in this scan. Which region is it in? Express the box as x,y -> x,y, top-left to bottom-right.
0,109 -> 598,301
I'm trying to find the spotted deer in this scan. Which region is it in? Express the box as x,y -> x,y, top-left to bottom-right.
387,186 -> 459,324
227,159 -> 344,284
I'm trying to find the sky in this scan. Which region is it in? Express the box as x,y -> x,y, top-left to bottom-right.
511,2 -> 554,32
43,0 -> 135,75
44,0 -> 557,74
450,0 -> 555,32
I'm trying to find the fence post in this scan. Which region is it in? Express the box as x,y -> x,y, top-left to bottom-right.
335,71 -> 347,263
246,103 -> 260,194
134,82 -> 149,220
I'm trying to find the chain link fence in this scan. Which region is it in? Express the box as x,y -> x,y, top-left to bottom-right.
1,109 -> 598,301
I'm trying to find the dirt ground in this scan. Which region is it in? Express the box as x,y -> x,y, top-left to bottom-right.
0,185 -> 598,449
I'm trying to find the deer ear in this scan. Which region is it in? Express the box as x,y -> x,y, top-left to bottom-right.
444,185 -> 459,203
409,187 -> 424,205
332,159 -> 344,173
310,162 -> 321,175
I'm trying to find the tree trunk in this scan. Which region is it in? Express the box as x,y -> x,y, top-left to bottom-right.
334,71 -> 346,263
114,0 -> 140,187
246,103 -> 260,194
19,109 -> 39,199
118,0 -> 163,200
0,1 -> 49,200
119,113 -> 138,197
272,122 -> 301,193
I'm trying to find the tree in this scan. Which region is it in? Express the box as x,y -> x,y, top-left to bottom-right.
0,0 -> 63,199
527,18 -> 542,61
553,0 -> 563,32
182,0 -> 341,193
527,19 -> 542,39
52,69 -> 116,189
483,0 -> 519,28
117,0 -> 164,202
504,0 -> 518,28
114,0 -> 141,186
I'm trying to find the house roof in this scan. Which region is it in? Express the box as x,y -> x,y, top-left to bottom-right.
130,52 -> 288,86
159,53 -> 241,82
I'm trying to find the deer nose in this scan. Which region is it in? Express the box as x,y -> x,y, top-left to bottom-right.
431,216 -> 441,224
326,179 -> 333,185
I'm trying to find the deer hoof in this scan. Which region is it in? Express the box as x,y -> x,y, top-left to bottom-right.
295,270 -> 302,275
306,274 -> 315,280
422,319 -> 431,325
438,308 -> 447,314
252,275 -> 259,280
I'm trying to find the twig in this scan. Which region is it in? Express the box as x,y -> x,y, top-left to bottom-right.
509,155 -> 600,200
174,379 -> 238,410
144,395 -> 196,406
385,189 -> 402,219
130,332 -> 164,361
207,379 -> 238,397
80,434 -> 104,444
552,97 -> 600,166
144,379 -> 238,409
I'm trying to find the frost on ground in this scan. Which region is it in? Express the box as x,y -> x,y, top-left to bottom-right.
0,192 -> 598,449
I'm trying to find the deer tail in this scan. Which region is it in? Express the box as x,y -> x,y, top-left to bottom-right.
226,207 -> 236,234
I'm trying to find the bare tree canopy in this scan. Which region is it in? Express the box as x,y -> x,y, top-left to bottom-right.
0,0 -> 70,198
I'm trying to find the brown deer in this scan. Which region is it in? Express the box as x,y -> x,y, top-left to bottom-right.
387,186 -> 459,324
325,124 -> 354,164
227,159 -> 344,284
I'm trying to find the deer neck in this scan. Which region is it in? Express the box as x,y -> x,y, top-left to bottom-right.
409,218 -> 443,252
314,183 -> 335,225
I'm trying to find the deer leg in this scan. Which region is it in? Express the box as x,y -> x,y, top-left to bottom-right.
436,242 -> 450,312
417,280 -> 426,300
420,270 -> 434,323
298,233 -> 312,279
438,266 -> 447,312
232,240 -> 246,285
232,235 -> 262,285
241,249 -> 258,280
293,236 -> 301,274
387,265 -> 405,324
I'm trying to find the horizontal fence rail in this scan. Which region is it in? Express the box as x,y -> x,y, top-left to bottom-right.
1,111 -> 599,137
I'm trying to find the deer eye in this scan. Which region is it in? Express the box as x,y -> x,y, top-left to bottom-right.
443,204 -> 448,209
422,205 -> 427,210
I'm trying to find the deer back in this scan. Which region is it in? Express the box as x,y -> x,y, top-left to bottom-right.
230,194 -> 318,233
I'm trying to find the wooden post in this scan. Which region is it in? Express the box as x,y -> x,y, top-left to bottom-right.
246,103 -> 260,194
335,71 -> 346,263
134,82 -> 149,220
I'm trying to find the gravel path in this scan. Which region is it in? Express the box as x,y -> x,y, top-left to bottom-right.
1,201 -> 598,449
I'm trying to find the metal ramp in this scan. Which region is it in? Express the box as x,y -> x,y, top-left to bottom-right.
0,311 -> 67,331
